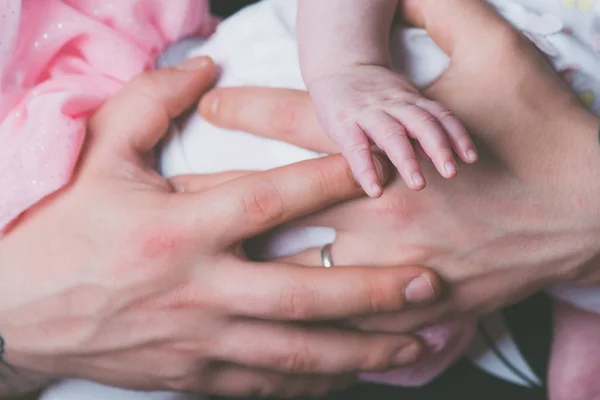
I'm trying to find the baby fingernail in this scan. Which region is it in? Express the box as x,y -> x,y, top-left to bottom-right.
467,149 -> 478,162
176,56 -> 211,71
412,173 -> 425,188
369,183 -> 383,198
393,343 -> 421,366
444,161 -> 458,177
405,274 -> 436,304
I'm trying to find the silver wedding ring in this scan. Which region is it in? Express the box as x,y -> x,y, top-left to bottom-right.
321,243 -> 334,268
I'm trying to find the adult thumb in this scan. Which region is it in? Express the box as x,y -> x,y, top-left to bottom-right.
89,56 -> 217,156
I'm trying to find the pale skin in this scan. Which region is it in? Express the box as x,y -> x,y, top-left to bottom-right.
203,0 -> 600,332
297,0 -> 478,196
0,58 -> 443,398
6,1 -> 600,398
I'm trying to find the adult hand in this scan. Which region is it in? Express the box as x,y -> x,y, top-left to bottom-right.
199,0 -> 600,334
0,58 -> 442,398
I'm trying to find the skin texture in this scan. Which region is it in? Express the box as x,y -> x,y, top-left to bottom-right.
201,0 -> 600,335
0,57 -> 444,398
298,0 -> 477,195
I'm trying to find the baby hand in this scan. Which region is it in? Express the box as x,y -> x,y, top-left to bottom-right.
308,65 -> 478,195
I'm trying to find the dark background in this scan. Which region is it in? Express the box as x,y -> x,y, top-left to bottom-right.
210,0 -> 259,17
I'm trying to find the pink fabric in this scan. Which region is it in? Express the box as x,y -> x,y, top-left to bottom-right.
0,0 -> 217,232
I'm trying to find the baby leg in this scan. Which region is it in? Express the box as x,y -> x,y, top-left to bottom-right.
548,300 -> 600,400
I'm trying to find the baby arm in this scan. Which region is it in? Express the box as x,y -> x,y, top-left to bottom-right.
297,0 -> 477,194
298,0 -> 398,77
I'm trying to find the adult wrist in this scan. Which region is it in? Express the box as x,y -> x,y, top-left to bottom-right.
0,361 -> 54,398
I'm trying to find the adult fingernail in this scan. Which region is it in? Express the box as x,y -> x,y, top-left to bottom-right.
171,181 -> 186,193
200,91 -> 220,118
405,274 -> 436,304
393,343 -> 421,366
176,56 -> 211,71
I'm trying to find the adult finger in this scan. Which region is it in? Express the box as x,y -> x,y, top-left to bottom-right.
205,260 -> 440,320
350,305 -> 451,335
169,171 -> 254,193
277,245 -> 442,306
90,57 -> 217,156
352,270 -> 528,334
199,364 -> 355,398
179,154 -> 391,245
199,87 -> 338,153
210,320 -> 422,374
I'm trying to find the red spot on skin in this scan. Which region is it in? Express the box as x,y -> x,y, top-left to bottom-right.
370,193 -> 419,230
111,221 -> 189,285
137,225 -> 180,261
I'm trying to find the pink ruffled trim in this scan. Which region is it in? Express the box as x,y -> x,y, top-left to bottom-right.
0,0 -> 217,232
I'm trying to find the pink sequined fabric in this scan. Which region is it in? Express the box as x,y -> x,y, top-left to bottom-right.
0,0 -> 216,232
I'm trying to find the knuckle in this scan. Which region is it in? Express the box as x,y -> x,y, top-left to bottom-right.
434,147 -> 454,160
318,158 -> 362,194
378,126 -> 406,142
241,182 -> 285,226
276,342 -> 317,373
247,378 -> 281,398
129,73 -> 171,127
362,279 -> 396,313
401,158 -> 420,172
130,71 -> 160,91
129,73 -> 162,106
345,142 -> 371,155
278,285 -> 316,320
434,107 -> 455,122
417,113 -> 438,127
311,164 -> 341,198
164,375 -> 189,392
334,109 -> 350,123
359,346 -> 396,371
162,357 -> 201,391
